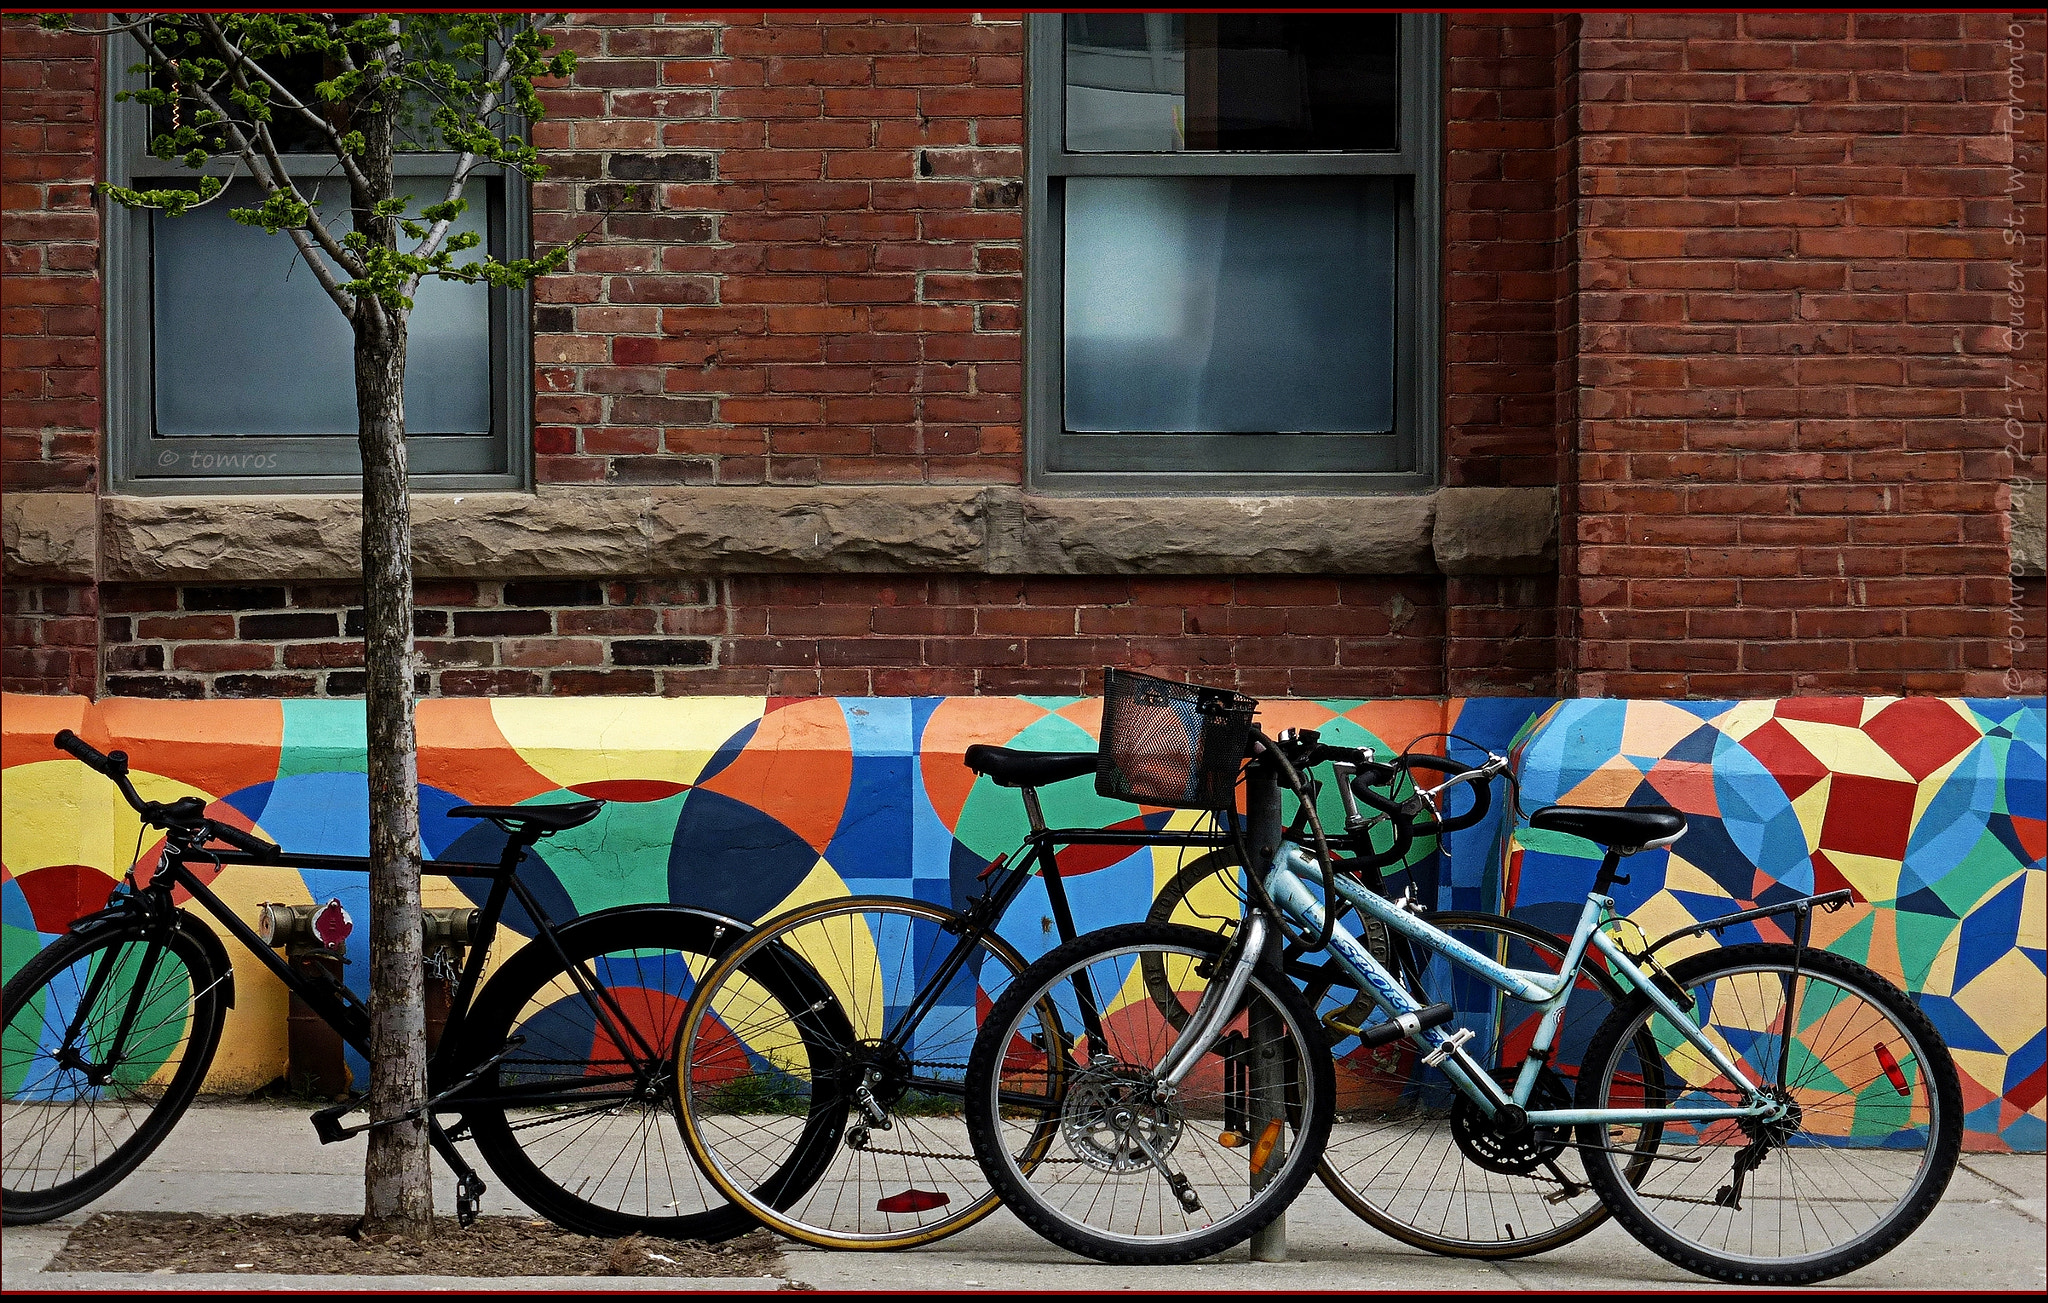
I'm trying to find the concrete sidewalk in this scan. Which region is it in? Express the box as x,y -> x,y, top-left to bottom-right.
3,1103 -> 2042,1293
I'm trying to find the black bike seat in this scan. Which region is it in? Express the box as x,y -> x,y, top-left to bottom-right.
963,746 -> 1095,789
448,800 -> 603,834
1528,804 -> 1685,853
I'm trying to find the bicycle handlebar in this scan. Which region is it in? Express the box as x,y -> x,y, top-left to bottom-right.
53,729 -> 280,862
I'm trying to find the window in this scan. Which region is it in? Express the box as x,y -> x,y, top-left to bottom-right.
1028,14 -> 1440,493
103,51 -> 531,491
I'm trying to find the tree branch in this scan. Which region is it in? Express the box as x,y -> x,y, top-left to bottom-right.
194,13 -> 372,194
122,16 -> 359,318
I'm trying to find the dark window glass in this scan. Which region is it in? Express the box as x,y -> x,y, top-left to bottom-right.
1065,13 -> 1399,153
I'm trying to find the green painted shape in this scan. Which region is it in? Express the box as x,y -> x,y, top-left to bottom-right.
1829,912 -> 1876,966
527,790 -> 687,917
1931,832 -> 2027,918
1890,908 -> 1960,992
2,922 -> 41,989
276,700 -> 368,779
2,973 -> 43,1098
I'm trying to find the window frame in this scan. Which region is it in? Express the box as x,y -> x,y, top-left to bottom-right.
1025,13 -> 1441,495
103,50 -> 532,495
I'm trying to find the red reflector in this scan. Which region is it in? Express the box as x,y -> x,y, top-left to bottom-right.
876,1189 -> 951,1213
1873,1042 -> 1910,1096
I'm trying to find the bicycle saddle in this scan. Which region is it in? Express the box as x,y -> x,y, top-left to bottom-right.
1528,804 -> 1685,853
963,746 -> 1095,788
448,800 -> 603,834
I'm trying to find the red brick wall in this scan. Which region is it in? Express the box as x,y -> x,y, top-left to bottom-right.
527,12 -> 1025,488
1565,11 -> 2040,697
2,13 -> 2039,702
94,575 -> 1446,699
1,21 -> 99,492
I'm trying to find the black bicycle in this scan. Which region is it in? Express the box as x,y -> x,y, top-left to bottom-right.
1,729 -> 836,1238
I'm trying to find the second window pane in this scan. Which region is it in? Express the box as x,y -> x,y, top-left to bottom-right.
1062,177 -> 1397,436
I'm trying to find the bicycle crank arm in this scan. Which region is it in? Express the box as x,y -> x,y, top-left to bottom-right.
1126,1122 -> 1203,1217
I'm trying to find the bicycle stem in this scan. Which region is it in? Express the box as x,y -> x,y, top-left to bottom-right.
1151,909 -> 1269,1090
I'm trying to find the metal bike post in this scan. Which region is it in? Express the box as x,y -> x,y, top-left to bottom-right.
1246,758 -> 1287,1263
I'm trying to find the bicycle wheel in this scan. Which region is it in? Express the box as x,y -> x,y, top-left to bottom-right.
1305,911 -> 1631,1258
460,905 -> 829,1240
2,919 -> 228,1223
677,896 -> 1032,1250
965,921 -> 1334,1265
1576,943 -> 1963,1285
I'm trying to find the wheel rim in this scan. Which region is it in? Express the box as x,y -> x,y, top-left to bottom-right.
680,899 -> 1025,1246
1592,961 -> 1946,1268
3,936 -> 206,1200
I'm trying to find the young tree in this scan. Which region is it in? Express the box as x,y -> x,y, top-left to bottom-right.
43,11 -> 574,1234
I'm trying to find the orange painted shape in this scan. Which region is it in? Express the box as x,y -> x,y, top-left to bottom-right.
917,698 -> 1055,830
1,694 -> 88,770
697,697 -> 851,854
1253,700 -> 1339,737
1646,756 -> 1719,817
417,699 -> 560,807
1342,699 -> 1452,755
93,698 -> 284,805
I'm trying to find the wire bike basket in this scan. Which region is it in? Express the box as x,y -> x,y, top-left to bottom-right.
1095,667 -> 1257,811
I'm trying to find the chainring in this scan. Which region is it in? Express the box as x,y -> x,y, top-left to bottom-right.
1448,1065 -> 1573,1176
1060,1062 -> 1185,1174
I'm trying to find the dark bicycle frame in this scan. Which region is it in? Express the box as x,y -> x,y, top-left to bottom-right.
70,814 -> 716,1208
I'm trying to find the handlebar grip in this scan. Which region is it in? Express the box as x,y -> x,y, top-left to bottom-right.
54,729 -> 123,776
208,820 -> 280,862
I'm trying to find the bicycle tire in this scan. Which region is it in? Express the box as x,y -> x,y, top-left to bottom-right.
676,895 -> 1032,1250
1575,943 -> 1964,1285
965,921 -> 1334,1265
458,905 -> 837,1240
2,918 -> 228,1224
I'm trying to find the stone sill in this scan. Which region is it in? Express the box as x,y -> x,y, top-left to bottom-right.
8,484 -> 1564,583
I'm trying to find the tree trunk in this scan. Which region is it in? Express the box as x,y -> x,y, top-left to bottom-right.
353,50 -> 433,1234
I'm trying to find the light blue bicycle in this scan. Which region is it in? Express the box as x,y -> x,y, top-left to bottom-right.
966,722 -> 1964,1285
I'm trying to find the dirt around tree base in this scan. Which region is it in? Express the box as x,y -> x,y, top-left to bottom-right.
50,1212 -> 788,1278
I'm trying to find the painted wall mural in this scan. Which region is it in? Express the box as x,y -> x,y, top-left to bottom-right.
2,692 -> 2041,1150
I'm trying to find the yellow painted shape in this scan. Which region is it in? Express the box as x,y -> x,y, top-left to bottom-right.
1774,719 -> 1914,782
1909,746 -> 1973,831
1705,700 -> 1778,743
1955,949 -> 2048,1053
3,761 -> 218,877
1951,1048 -> 2010,1103
1623,889 -> 1712,965
1790,773 -> 1832,852
2021,870 -> 2045,952
489,697 -> 766,791
1828,851 -> 1905,907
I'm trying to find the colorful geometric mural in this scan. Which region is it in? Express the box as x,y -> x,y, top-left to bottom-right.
2,692 -> 2041,1150
1508,697 -> 2046,1153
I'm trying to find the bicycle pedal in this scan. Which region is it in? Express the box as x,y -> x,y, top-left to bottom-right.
1420,1026 -> 1475,1067
455,1172 -> 486,1227
310,1099 -> 366,1144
